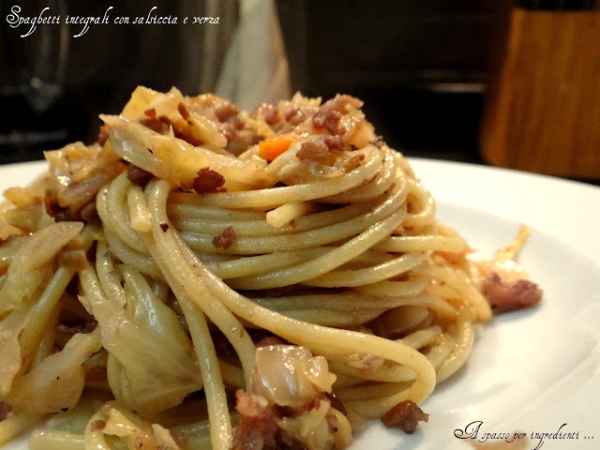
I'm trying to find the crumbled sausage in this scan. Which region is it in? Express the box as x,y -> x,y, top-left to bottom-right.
232,390 -> 279,450
127,165 -> 153,187
256,103 -> 280,125
90,419 -> 106,432
226,129 -> 261,155
296,141 -> 337,166
192,168 -> 226,194
381,400 -> 429,433
323,135 -> 344,150
312,94 -> 363,135
213,226 -> 236,249
284,107 -> 305,125
313,110 -> 343,135
215,103 -> 239,122
482,273 -> 542,314
0,402 -> 11,421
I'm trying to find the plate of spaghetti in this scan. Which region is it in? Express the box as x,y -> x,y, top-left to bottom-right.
0,87 -> 598,450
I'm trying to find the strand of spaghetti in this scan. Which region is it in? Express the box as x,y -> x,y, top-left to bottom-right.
207,251 -> 310,279
399,326 -> 444,349
168,202 -> 266,221
402,179 -> 436,229
327,360 -> 415,384
177,284 -> 232,450
333,374 -> 364,389
95,241 -> 127,307
143,181 -> 256,385
421,264 -> 492,321
268,309 -> 384,328
322,148 -> 397,203
250,293 -> 423,311
104,231 -> 162,279
206,247 -> 391,280
219,360 -> 244,388
266,201 -> 314,228
258,293 -> 456,321
173,201 -> 369,237
355,279 -> 428,298
177,146 -> 382,209
372,305 -> 429,337
306,253 -> 426,288
374,235 -> 467,253
426,335 -> 455,369
436,319 -> 474,382
336,383 -> 410,402
105,174 -> 148,252
198,253 -> 237,264
329,408 -> 353,449
127,185 -> 152,232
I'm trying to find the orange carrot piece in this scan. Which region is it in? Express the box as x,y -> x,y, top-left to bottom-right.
258,136 -> 294,161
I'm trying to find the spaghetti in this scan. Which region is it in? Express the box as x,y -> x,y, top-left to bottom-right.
0,87 -> 541,450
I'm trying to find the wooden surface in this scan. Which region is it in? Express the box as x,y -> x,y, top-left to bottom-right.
481,8 -> 600,178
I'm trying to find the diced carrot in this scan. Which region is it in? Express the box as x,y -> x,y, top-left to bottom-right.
258,136 -> 294,161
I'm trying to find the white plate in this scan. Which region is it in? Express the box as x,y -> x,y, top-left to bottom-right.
1,159 -> 599,450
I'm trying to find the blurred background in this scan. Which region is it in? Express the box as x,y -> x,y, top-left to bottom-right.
1,0 -> 599,181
